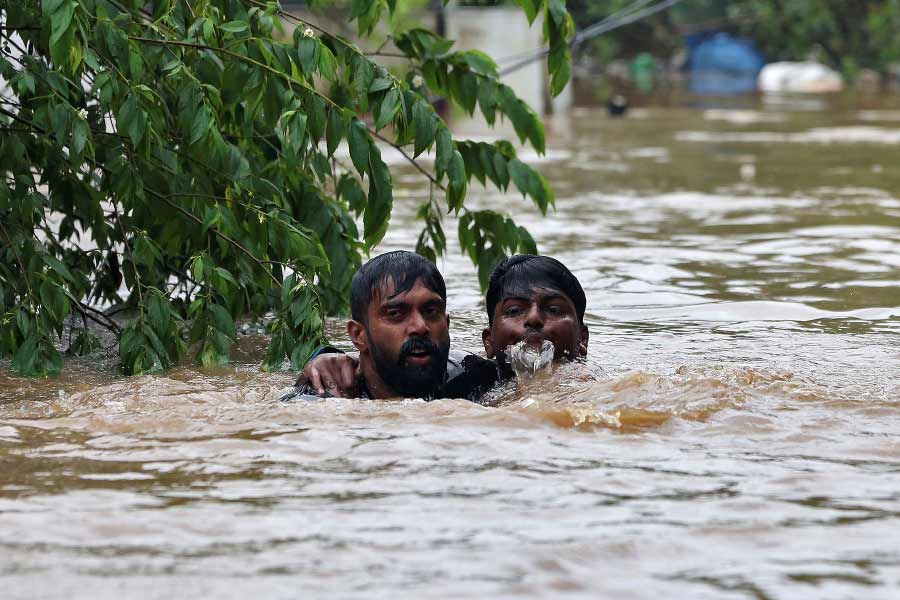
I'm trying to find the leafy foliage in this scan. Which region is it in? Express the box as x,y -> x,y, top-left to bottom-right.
568,0 -> 900,78
0,0 -> 572,377
727,0 -> 900,78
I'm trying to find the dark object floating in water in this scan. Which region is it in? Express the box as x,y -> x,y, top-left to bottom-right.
608,94 -> 629,116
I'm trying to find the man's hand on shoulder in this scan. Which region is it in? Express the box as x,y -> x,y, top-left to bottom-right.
303,352 -> 360,397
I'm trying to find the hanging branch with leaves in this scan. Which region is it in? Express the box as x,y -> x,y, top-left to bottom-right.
0,0 -> 574,377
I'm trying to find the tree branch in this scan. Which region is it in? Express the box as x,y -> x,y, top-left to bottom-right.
72,301 -> 122,335
370,129 -> 446,192
145,188 -> 282,288
0,220 -> 32,296
126,34 -> 445,194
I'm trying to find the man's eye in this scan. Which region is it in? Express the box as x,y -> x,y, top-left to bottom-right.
546,305 -> 562,315
504,306 -> 524,316
385,309 -> 404,319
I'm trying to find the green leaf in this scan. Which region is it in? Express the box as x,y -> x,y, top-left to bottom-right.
289,338 -> 318,371
446,150 -> 467,212
462,50 -> 498,77
353,0 -> 382,35
450,71 -> 478,115
508,158 -> 553,214
11,334 -> 62,378
40,278 -> 69,324
11,337 -> 38,377
192,255 -> 205,282
278,110 -> 307,156
517,226 -> 538,254
220,20 -> 249,33
146,293 -> 171,334
71,116 -> 90,157
118,93 -> 148,147
318,42 -> 338,80
42,254 -> 76,283
67,329 -> 101,357
207,303 -> 237,341
550,57 -> 570,98
306,95 -> 326,143
42,0 -> 66,16
49,0 -> 76,48
498,85 -> 545,154
337,174 -> 367,216
364,144 -> 393,248
296,37 -> 320,76
325,108 -> 346,157
214,267 -> 239,289
459,143 -> 485,186
375,89 -> 399,130
492,150 -> 509,190
133,236 -> 162,269
395,28 -> 454,58
50,103 -> 69,146
351,55 -> 375,110
412,100 -> 437,158
434,126 -> 452,180
369,77 -> 393,94
477,77 -> 498,125
514,0 -> 540,24
548,26 -> 571,97
129,49 -> 144,82
347,119 -> 369,176
16,310 -> 33,339
508,158 -> 531,200
547,0 -> 567,26
201,206 -> 221,235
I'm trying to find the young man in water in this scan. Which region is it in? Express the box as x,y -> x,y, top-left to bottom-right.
283,251 -> 495,400
482,254 -> 589,378
296,254 -> 589,401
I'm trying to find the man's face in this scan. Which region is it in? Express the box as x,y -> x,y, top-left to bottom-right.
363,278 -> 451,398
483,286 -> 588,368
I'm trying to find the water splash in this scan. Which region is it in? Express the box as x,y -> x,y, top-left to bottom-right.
506,339 -> 555,378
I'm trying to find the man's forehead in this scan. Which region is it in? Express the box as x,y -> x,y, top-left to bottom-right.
500,284 -> 571,303
371,275 -> 399,300
371,276 -> 442,304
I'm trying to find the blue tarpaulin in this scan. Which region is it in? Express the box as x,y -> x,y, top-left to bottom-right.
686,32 -> 765,95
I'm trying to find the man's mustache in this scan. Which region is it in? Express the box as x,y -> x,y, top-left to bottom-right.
398,336 -> 440,364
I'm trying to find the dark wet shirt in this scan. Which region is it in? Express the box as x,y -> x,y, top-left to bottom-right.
280,350 -> 500,403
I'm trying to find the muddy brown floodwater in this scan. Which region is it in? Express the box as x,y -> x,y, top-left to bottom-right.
2,96 -> 900,599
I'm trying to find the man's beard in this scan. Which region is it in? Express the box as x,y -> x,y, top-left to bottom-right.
370,334 -> 450,399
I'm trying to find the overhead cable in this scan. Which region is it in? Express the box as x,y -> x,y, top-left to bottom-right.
497,0 -> 686,77
496,0 -> 656,66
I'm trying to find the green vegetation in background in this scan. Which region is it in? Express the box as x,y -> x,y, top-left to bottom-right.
0,0 -> 573,377
567,0 -> 900,79
730,1 -> 900,80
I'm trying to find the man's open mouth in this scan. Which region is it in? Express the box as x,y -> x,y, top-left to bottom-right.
522,333 -> 547,347
404,349 -> 433,365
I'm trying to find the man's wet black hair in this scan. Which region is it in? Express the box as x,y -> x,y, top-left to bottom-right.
350,251 -> 447,323
486,255 -> 586,325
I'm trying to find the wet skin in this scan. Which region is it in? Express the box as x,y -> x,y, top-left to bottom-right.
347,278 -> 450,399
482,287 -> 589,371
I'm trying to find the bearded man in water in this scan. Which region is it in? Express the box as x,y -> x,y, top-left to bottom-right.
290,254 -> 589,401
282,251 -> 496,401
